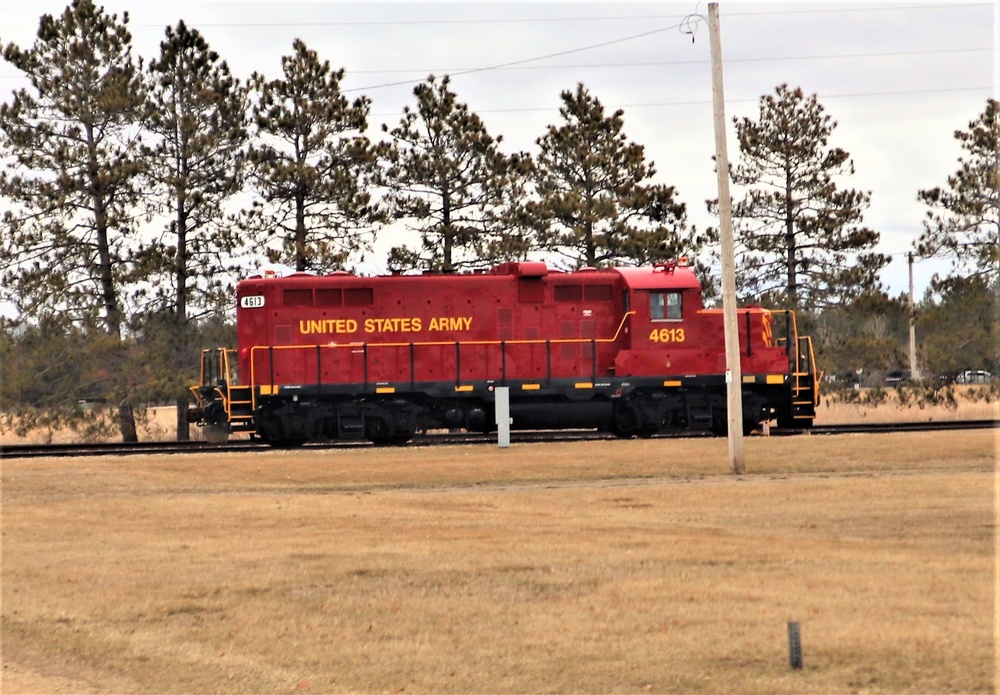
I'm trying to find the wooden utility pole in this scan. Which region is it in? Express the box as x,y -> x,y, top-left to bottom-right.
908,253 -> 920,380
708,3 -> 745,474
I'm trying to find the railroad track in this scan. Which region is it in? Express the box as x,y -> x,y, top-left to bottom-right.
2,419 -> 996,460
1,431 -> 613,459
808,420 -> 999,435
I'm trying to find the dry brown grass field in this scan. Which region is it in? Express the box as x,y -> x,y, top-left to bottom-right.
1,430 -> 997,694
815,385 -> 999,426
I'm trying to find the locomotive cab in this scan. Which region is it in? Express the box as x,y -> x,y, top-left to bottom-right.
610,259 -> 820,434
611,260 -> 703,377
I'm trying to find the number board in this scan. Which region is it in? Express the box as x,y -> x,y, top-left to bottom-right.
239,295 -> 265,309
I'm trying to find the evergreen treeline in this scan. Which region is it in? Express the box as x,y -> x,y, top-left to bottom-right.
1,1 -> 996,441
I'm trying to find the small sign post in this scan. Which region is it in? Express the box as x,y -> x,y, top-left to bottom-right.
495,386 -> 510,448
788,621 -> 803,669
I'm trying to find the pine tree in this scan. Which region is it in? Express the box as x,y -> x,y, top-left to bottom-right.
729,84 -> 888,310
0,0 -> 147,442
916,98 -> 999,281
812,292 -> 909,381
917,275 -> 999,376
242,39 -> 381,273
142,21 -> 250,440
530,83 -> 698,270
380,75 -> 533,273
0,317 -> 122,442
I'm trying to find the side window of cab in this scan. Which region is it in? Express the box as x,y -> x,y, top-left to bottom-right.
649,291 -> 682,321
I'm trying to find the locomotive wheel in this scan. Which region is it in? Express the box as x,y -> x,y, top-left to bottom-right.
256,408 -> 308,448
257,429 -> 307,448
365,416 -> 413,446
611,404 -> 638,437
366,417 -> 390,445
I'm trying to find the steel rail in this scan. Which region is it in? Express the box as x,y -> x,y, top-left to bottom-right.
2,419 -> 996,460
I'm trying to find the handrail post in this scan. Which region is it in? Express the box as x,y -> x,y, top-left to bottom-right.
546,340 -> 551,386
409,343 -> 416,388
501,340 -> 507,385
785,311 -> 792,371
745,310 -> 752,356
591,339 -> 597,382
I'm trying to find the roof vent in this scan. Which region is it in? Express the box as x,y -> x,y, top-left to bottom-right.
491,261 -> 548,278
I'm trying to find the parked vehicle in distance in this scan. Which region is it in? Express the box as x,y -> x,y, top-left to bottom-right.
954,370 -> 993,384
884,370 -> 908,385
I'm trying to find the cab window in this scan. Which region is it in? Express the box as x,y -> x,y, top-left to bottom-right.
650,291 -> 682,321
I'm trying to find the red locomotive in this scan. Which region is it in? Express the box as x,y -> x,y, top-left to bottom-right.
190,260 -> 820,446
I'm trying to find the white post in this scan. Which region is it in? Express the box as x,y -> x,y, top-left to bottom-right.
708,3 -> 746,474
908,253 -> 920,381
495,386 -> 510,448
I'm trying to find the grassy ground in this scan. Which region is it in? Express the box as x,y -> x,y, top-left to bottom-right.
815,384 -> 998,425
1,431 -> 996,694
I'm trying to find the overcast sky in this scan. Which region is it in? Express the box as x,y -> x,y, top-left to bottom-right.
1,1 -> 997,298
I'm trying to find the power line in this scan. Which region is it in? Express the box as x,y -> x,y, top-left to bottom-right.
136,14 -> 699,28
342,23 -> 684,93
0,46 -> 990,83
1,4 -> 990,105
369,85 -> 991,118
333,10 -> 990,94
344,48 -> 991,76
